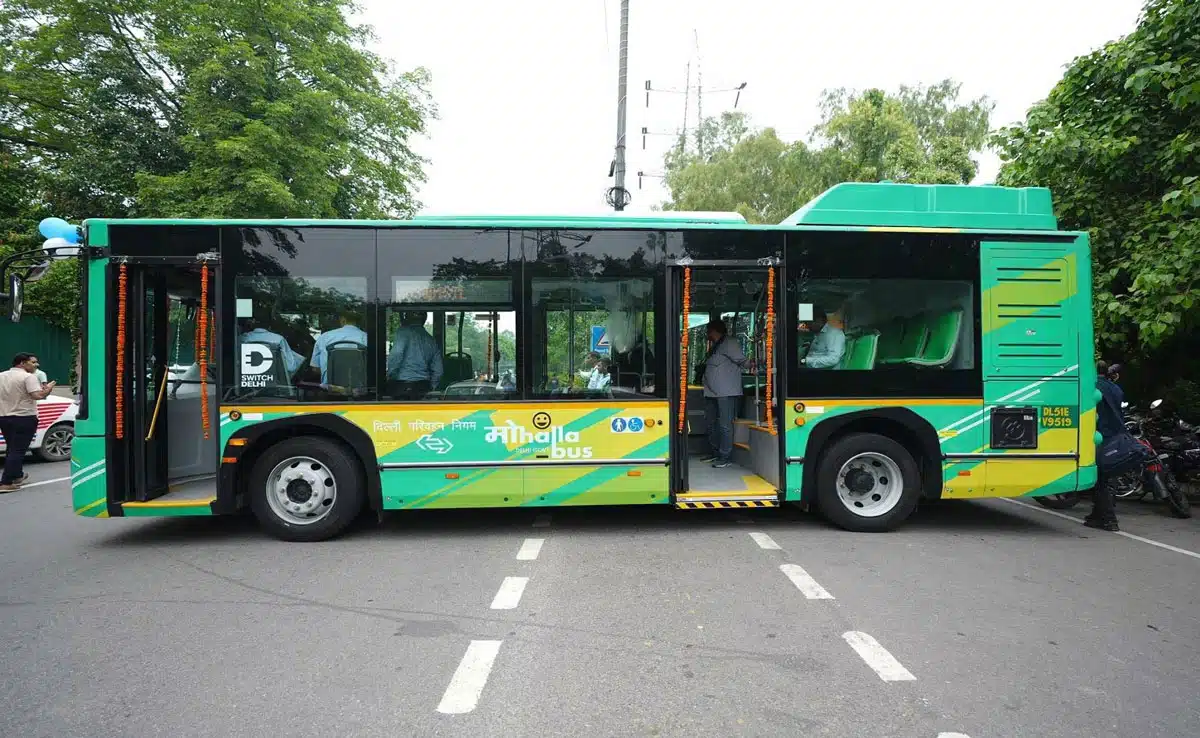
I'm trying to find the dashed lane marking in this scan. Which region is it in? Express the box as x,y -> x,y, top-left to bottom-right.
516,538 -> 545,561
9,475 -> 71,490
749,532 -> 781,550
489,577 -> 529,610
842,631 -> 916,682
437,640 -> 503,714
780,563 -> 834,600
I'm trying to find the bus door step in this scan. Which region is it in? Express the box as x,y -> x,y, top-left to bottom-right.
675,493 -> 779,510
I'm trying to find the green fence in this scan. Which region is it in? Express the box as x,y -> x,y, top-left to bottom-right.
0,316 -> 74,383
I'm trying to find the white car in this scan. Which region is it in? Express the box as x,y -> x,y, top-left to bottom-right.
0,396 -> 77,462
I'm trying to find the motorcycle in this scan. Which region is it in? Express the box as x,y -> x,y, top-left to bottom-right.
1112,399 -> 1191,518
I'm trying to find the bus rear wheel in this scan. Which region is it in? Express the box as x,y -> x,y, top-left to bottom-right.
248,437 -> 365,542
816,433 -> 921,532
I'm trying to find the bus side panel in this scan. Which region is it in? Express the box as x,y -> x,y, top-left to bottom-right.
1074,234 -> 1099,491
980,240 -> 1085,498
73,242 -> 111,517
221,402 -> 670,510
783,401 -> 986,502
71,435 -> 110,517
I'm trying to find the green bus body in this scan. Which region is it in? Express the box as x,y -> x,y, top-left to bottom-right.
67,182 -> 1098,538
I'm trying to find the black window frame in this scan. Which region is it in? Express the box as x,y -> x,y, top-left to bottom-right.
782,230 -> 984,399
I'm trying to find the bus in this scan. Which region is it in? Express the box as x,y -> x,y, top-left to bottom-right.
3,182 -> 1098,541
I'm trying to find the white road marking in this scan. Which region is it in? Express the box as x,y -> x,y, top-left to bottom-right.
490,576 -> 529,609
516,538 -> 545,561
749,532 -> 781,550
842,631 -> 916,682
14,475 -> 72,490
998,498 -> 1200,561
938,733 -> 972,738
532,514 -> 552,528
437,640 -> 503,714
779,564 -> 834,600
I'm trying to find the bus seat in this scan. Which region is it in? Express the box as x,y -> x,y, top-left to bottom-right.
874,319 -> 912,362
837,330 -> 879,370
327,342 -> 367,388
442,351 -> 474,387
879,314 -> 929,364
904,309 -> 962,367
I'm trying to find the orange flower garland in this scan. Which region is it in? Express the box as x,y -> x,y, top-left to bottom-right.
678,267 -> 691,432
198,262 -> 210,440
114,262 -> 128,439
765,266 -> 777,435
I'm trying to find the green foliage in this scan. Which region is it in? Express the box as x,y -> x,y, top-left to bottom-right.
993,0 -> 1199,351
1,0 -> 433,333
662,80 -> 993,223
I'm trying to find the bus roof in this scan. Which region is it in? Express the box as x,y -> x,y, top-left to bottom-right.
781,182 -> 1059,231
412,211 -> 747,225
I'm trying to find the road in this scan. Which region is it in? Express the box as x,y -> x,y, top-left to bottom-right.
2,463 -> 1199,737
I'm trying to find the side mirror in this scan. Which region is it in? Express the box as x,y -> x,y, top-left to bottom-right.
7,273 -> 23,322
1150,399 -> 1164,410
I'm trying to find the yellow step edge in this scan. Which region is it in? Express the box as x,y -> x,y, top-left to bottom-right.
677,499 -> 779,509
122,497 -> 216,508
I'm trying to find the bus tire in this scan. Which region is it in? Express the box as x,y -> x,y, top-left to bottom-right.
815,432 -> 921,532
248,437 -> 365,542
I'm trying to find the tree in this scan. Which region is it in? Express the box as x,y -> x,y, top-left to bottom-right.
993,0 -> 1198,354
1,0 -> 433,332
662,81 -> 993,222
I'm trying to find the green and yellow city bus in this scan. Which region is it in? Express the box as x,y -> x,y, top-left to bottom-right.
4,182 -> 1100,540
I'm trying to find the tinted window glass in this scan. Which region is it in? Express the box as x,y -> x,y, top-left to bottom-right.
225,227 -> 376,402
527,230 -> 665,399
784,232 -> 981,398
377,228 -> 519,401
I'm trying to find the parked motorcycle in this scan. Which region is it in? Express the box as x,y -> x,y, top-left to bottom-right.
1114,399 -> 1191,518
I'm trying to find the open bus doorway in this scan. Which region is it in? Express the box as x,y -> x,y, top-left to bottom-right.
109,261 -> 219,509
670,263 -> 783,507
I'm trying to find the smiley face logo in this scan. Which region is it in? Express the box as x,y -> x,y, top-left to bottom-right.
532,412 -> 552,430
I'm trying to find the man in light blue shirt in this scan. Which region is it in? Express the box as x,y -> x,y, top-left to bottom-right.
239,325 -> 305,379
311,313 -> 368,384
385,311 -> 443,399
799,307 -> 847,369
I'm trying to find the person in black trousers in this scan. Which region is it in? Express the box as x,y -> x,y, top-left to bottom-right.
1088,360 -> 1125,531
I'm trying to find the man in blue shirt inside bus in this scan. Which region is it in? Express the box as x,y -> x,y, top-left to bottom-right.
239,311 -> 305,380
385,311 -> 443,399
798,307 -> 847,369
310,312 -> 367,384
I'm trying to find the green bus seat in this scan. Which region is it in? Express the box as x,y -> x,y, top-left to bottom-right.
874,319 -> 907,362
904,309 -> 962,367
837,330 -> 879,370
879,314 -> 929,363
441,351 -> 474,388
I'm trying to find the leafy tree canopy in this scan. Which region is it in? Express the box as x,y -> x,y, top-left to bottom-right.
993,0 -> 1198,350
661,80 -> 994,223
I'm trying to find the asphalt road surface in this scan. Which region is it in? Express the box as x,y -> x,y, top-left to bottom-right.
2,463 -> 1199,737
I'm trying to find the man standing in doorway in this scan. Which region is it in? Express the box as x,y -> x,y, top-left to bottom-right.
701,319 -> 747,469
0,353 -> 57,492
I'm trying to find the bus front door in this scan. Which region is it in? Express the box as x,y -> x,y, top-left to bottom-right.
110,261 -> 217,505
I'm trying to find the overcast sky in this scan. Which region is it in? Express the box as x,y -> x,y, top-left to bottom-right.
359,0 -> 1144,216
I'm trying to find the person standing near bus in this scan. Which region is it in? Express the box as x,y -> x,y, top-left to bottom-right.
701,319 -> 747,469
1088,360 -> 1126,531
386,311 -> 443,399
310,311 -> 367,384
0,353 -> 56,492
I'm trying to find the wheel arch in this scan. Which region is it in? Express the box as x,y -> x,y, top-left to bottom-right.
217,414 -> 381,515
801,408 -> 942,502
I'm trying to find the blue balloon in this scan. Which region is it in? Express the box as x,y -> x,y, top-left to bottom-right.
39,217 -> 69,239
58,225 -> 79,244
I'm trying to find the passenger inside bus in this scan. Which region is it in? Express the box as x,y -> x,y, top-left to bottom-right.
385,310 -> 444,399
238,305 -> 305,381
310,311 -> 367,384
797,306 -> 847,369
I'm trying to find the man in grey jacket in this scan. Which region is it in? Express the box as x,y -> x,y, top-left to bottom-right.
701,319 -> 747,469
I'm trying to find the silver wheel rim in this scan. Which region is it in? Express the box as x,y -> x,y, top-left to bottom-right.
836,452 -> 904,518
43,426 -> 73,459
265,456 -> 337,525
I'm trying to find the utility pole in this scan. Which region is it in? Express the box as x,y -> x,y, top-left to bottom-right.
607,0 -> 631,211
694,30 -> 703,158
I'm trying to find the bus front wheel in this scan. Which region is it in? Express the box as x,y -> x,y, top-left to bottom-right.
248,437 -> 365,542
815,433 -> 921,532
